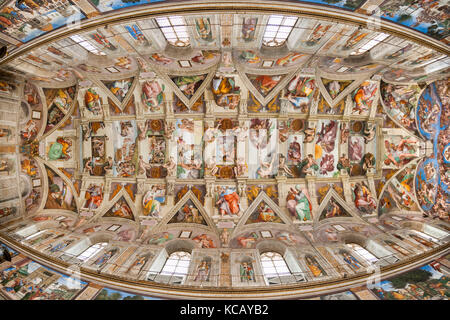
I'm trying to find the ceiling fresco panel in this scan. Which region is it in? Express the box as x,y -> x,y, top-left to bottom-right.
0,3 -> 448,300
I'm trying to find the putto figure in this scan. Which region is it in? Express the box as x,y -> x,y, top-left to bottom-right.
297,154 -> 319,176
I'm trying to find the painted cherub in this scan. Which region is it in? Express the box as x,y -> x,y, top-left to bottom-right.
220,228 -> 230,245
137,121 -> 148,141
340,122 -> 349,143
234,157 -> 248,177
304,127 -> 316,143
203,122 -> 220,144
297,154 -> 319,176
163,122 -> 174,141
278,122 -> 289,143
163,156 -> 176,176
257,155 -> 276,178
361,153 -> 375,173
337,153 -> 351,174
83,158 -> 94,174
81,123 -> 92,141
205,156 -> 219,176
232,124 -> 249,142
104,156 -> 114,174
138,156 -> 151,175
278,154 -> 294,177
363,123 -> 376,143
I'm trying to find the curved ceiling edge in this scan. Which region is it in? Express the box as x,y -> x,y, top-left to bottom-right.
1,233 -> 448,299
0,1 -> 449,66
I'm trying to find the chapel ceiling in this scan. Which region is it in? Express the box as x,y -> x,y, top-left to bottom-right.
0,0 -> 448,296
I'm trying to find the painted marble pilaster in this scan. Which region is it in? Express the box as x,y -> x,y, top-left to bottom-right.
341,176 -> 353,204
304,120 -> 317,164
306,176 -> 319,218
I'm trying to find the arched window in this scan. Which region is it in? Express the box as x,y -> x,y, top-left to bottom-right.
413,230 -> 438,243
423,224 -> 449,239
155,16 -> 190,47
77,242 -> 108,262
160,251 -> 191,281
69,35 -> 106,55
262,15 -> 298,47
350,33 -> 389,56
260,252 -> 292,284
23,229 -> 46,241
346,243 -> 378,264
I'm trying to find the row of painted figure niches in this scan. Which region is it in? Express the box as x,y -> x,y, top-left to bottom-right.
1,209 -> 448,291
0,240 -> 448,300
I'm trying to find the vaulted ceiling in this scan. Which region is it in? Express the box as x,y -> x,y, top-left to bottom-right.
0,0 -> 448,299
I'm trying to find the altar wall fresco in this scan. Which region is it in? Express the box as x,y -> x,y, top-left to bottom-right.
0,241 -> 448,300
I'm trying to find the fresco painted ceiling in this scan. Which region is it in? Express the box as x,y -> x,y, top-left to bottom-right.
0,1 -> 448,299
0,0 -> 448,46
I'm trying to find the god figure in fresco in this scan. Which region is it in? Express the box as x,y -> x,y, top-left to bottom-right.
257,155 -> 276,178
316,121 -> 338,153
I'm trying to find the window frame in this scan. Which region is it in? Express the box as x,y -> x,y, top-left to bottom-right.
155,16 -> 190,47
411,230 -> 439,243
260,251 -> 292,282
77,242 -> 108,262
23,229 -> 47,241
69,35 -> 106,56
346,243 -> 379,264
262,15 -> 298,47
160,251 -> 191,281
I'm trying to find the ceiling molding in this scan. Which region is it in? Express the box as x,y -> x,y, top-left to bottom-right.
0,232 -> 447,299
1,1 -> 449,66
